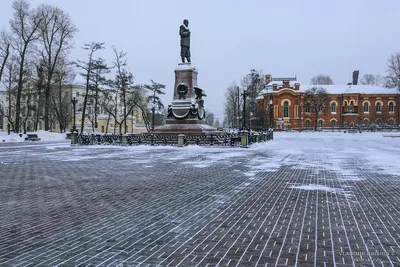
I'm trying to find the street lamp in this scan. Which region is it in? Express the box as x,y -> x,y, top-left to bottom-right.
71,93 -> 78,133
241,87 -> 249,130
269,99 -> 273,129
151,89 -> 156,132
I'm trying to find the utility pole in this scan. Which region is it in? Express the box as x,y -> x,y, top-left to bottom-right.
237,86 -> 240,129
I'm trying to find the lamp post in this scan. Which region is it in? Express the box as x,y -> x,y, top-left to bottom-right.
269,99 -> 273,129
241,88 -> 249,130
151,89 -> 156,132
265,86 -> 269,132
71,94 -> 78,133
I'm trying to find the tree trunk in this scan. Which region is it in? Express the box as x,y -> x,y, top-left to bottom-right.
314,112 -> 318,131
15,47 -> 28,133
0,44 -> 10,82
105,113 -> 110,134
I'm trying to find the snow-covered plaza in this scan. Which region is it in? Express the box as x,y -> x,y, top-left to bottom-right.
0,132 -> 400,266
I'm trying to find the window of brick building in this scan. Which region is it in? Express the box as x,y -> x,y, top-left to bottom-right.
305,103 -> 311,113
283,101 -> 289,118
318,120 -> 323,128
376,102 -> 382,112
389,102 -> 394,112
331,103 -> 336,113
364,102 -> 369,113
331,120 -> 336,128
305,120 -> 311,128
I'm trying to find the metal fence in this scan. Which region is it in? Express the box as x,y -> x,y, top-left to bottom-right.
76,132 -> 274,146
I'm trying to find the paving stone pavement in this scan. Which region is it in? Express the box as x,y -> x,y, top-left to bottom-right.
0,134 -> 400,267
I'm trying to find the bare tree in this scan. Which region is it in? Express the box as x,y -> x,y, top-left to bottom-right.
0,31 -> 10,81
111,47 -> 136,133
143,79 -> 165,132
360,73 -> 383,86
223,83 -> 241,129
51,56 -> 76,132
20,82 -> 36,133
310,74 -> 334,85
37,4 -> 77,130
0,56 -> 19,132
304,86 -> 329,131
33,60 -> 46,131
213,118 -> 220,128
126,85 -> 148,132
205,110 -> 215,126
385,52 -> 400,90
9,0 -> 42,132
241,69 -> 265,125
75,42 -> 105,134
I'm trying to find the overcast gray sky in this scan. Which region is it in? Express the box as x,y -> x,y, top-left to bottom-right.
1,0 -> 400,120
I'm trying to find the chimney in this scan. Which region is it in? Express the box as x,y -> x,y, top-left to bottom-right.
294,83 -> 300,90
352,70 -> 359,85
265,74 -> 271,84
283,80 -> 290,88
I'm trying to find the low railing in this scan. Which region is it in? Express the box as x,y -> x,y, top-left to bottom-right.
76,131 -> 274,146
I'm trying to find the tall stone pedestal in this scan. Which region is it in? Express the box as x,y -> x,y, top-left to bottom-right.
153,63 -> 218,135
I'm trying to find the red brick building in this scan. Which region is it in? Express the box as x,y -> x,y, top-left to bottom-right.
255,75 -> 400,130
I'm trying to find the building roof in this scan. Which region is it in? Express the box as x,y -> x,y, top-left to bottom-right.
270,76 -> 297,82
257,84 -> 399,100
300,84 -> 399,95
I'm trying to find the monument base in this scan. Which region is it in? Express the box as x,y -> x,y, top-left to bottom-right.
153,124 -> 219,135
157,62 -> 218,135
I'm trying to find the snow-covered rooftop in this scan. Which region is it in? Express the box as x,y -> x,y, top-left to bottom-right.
258,84 -> 399,98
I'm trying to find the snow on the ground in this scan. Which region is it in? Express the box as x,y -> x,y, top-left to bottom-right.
2,130 -> 399,179
0,131 -> 67,142
250,131 -> 400,177
289,184 -> 342,193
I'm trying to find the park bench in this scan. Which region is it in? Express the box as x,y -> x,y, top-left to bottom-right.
25,133 -> 41,141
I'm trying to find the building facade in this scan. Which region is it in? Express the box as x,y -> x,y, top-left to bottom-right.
255,75 -> 400,130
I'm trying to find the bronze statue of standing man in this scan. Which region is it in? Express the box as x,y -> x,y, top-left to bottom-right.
179,19 -> 191,63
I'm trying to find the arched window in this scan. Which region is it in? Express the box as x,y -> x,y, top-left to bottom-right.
305,103 -> 311,113
388,119 -> 395,125
389,102 -> 394,112
331,120 -> 336,128
376,102 -> 382,112
305,120 -> 311,128
364,102 -> 369,112
283,101 -> 289,117
331,103 -> 336,113
318,120 -> 323,128
350,122 -> 354,128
